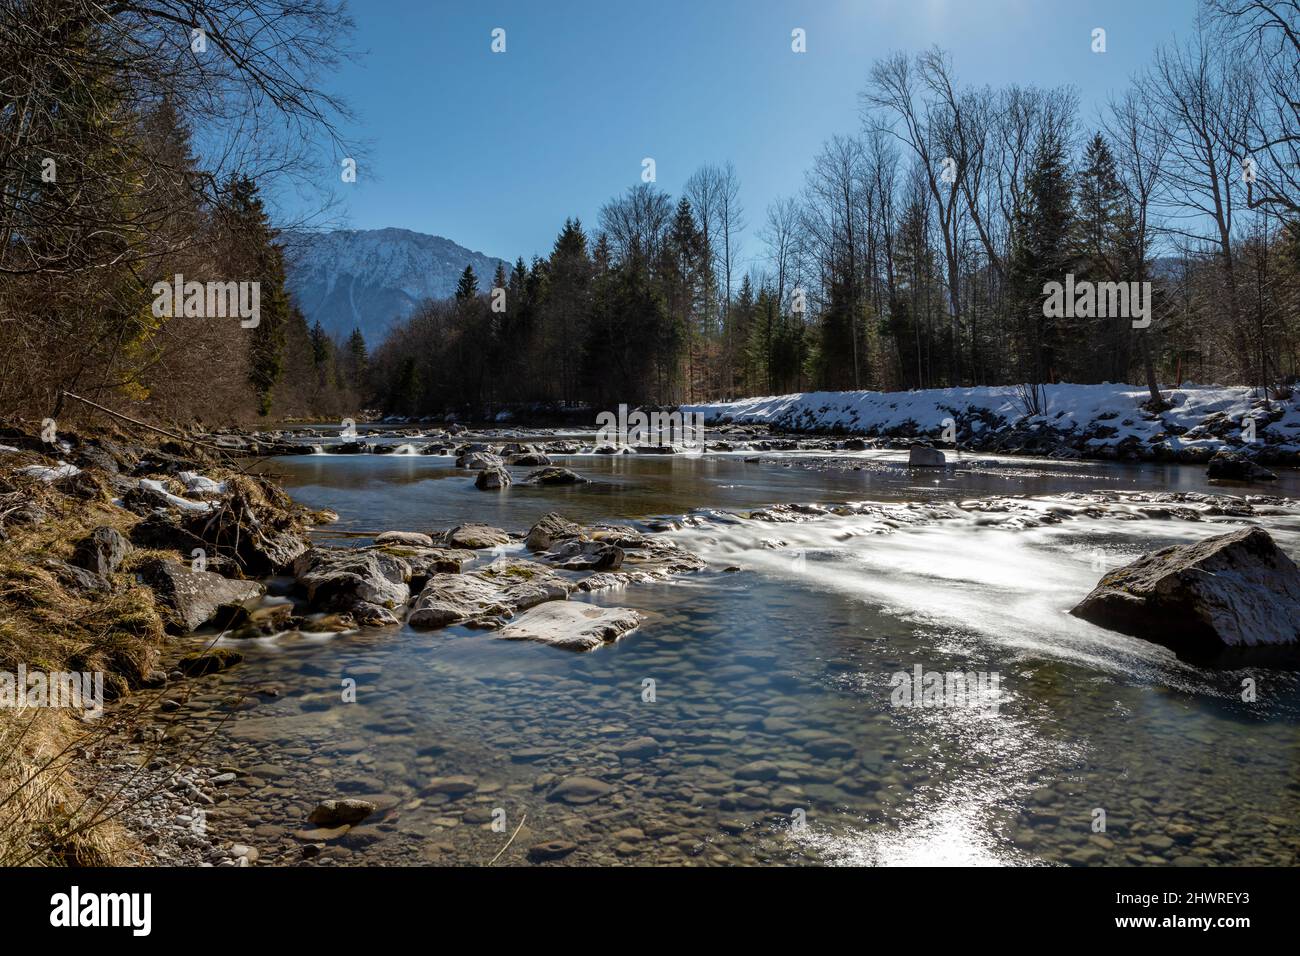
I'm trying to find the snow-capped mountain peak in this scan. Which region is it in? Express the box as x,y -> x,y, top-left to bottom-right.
282,227 -> 507,345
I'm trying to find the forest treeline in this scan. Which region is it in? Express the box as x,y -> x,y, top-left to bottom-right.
2,2 -> 1298,426
0,0 -> 362,424
371,0 -> 1300,416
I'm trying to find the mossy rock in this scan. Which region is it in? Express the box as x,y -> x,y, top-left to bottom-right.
177,647 -> 244,677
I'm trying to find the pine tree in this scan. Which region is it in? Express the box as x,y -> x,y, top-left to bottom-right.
309,320 -> 331,369
1009,128 -> 1074,399
344,328 -> 369,395
221,174 -> 290,416
455,265 -> 479,303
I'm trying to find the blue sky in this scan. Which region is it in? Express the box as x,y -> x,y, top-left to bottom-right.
310,0 -> 1201,267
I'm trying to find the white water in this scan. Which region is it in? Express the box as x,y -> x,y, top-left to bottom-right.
669,495 -> 1300,693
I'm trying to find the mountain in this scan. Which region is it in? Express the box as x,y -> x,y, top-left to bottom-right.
281,227 -> 508,345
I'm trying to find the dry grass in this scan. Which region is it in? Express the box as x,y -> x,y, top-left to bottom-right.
0,708 -> 136,866
0,426 -> 240,866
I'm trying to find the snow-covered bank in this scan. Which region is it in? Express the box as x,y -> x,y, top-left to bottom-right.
683,384 -> 1300,465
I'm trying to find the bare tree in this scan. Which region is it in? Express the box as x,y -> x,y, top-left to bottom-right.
1206,0 -> 1300,216
1109,88 -> 1173,406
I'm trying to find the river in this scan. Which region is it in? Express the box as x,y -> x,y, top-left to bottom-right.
163,440 -> 1300,866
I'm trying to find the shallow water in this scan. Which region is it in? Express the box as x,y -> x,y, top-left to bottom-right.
165,448 -> 1300,866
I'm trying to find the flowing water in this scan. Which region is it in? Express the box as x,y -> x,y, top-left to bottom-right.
163,445 -> 1300,866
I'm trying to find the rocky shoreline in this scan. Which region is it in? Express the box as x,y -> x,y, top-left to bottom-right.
0,420 -> 709,864
3,413 -> 1297,866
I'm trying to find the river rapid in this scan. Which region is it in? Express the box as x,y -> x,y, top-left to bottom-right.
160,440 -> 1300,866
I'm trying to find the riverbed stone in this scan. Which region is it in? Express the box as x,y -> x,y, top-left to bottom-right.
547,776 -> 613,805
307,798 -> 377,827
177,648 -> 244,677
527,840 -> 577,862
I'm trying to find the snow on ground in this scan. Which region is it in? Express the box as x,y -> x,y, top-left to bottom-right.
683,383 -> 1300,456
139,478 -> 216,512
17,461 -> 81,482
178,471 -> 227,496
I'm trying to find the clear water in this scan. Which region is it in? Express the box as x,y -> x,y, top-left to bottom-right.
166,448 -> 1300,866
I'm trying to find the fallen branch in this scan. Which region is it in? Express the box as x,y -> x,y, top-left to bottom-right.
488,813 -> 526,866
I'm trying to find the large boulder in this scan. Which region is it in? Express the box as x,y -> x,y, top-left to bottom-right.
1070,527 -> 1300,663
497,602 -> 642,651
139,559 -> 264,633
407,559 -> 572,630
1206,451 -> 1277,483
291,548 -> 410,611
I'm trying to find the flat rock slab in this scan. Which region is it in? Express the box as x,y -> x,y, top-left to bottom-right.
1070,526 -> 1300,663
496,601 -> 643,651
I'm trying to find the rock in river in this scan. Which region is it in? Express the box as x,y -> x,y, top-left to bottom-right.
308,798 -> 377,827
908,444 -> 946,467
497,601 -> 642,651
444,523 -> 512,550
407,558 -> 572,629
539,538 -> 624,571
524,512 -> 583,551
1206,451 -> 1277,483
1070,527 -> 1300,663
525,466 -> 589,485
474,465 -> 511,490
374,530 -> 434,547
292,548 -> 410,612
